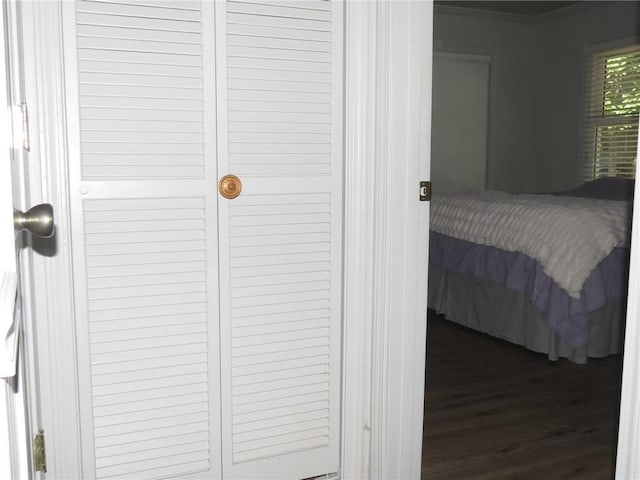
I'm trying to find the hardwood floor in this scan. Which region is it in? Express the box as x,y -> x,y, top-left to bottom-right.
422,311 -> 623,480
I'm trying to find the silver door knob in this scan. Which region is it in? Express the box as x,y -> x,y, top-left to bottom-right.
14,203 -> 54,238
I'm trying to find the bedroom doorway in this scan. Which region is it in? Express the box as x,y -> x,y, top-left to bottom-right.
423,1 -> 639,478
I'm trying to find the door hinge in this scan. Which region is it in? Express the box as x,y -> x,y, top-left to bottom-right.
419,181 -> 431,201
34,430 -> 46,473
20,102 -> 30,152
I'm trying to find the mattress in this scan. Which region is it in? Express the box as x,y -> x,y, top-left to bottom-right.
427,178 -> 633,362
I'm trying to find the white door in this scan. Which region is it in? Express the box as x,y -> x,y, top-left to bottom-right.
62,1 -> 343,479
214,2 -> 342,478
431,53 -> 489,192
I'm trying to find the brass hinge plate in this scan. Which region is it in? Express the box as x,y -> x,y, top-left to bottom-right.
20,103 -> 30,152
420,181 -> 431,201
11,102 -> 30,152
34,430 -> 46,473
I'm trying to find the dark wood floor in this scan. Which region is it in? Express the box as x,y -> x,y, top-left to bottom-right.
422,312 -> 623,480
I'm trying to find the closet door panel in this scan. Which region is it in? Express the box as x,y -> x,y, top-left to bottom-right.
63,1 -> 221,478
216,1 -> 344,478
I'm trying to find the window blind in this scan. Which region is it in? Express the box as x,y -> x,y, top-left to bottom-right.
582,44 -> 640,181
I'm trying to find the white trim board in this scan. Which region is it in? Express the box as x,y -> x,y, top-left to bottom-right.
433,51 -> 491,64
19,1 -> 83,477
583,35 -> 640,55
3,0 -> 44,478
615,117 -> 640,480
342,1 -> 432,478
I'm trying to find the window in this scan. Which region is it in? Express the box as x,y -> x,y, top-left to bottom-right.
582,44 -> 640,181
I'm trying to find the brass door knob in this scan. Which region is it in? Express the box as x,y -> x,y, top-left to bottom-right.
218,174 -> 242,199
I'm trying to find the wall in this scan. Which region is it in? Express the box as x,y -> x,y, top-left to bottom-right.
534,2 -> 640,192
433,9 -> 539,193
434,2 -> 640,193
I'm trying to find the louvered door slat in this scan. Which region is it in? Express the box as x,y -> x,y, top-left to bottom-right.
217,1 -> 343,478
92,352 -> 208,375
76,1 -> 202,21
92,383 -> 208,408
76,12 -> 202,33
65,1 -> 220,479
77,23 -> 202,43
77,48 -> 204,67
95,428 -> 208,456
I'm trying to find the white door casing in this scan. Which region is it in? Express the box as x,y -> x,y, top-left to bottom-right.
0,0 -> 19,383
367,2 -> 432,477
0,0 -> 22,474
2,0 -> 51,478
615,117 -> 640,480
19,1 -> 435,479
19,1 -> 85,476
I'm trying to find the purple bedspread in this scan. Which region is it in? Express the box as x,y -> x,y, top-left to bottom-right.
429,231 -> 629,349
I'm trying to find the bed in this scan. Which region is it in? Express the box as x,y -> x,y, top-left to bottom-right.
428,178 -> 634,363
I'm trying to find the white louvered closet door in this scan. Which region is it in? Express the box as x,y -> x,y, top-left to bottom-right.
63,1 -> 343,480
215,1 -> 343,478
64,1 -> 222,479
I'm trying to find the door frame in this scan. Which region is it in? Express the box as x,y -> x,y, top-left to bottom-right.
2,0 -> 51,477
614,120 -> 640,479
18,1 -> 433,479
0,0 -> 28,475
341,1 -> 432,478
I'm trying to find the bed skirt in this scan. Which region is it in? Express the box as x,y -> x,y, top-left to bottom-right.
428,266 -> 626,364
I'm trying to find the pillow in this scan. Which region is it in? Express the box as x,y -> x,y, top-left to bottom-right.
563,177 -> 635,200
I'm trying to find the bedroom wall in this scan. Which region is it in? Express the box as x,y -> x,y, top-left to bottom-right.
533,2 -> 640,193
433,2 -> 640,194
433,9 -> 539,193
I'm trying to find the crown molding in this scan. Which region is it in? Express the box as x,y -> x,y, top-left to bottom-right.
434,2 -> 599,24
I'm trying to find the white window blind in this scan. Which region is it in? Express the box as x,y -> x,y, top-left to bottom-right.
582,44 -> 640,181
